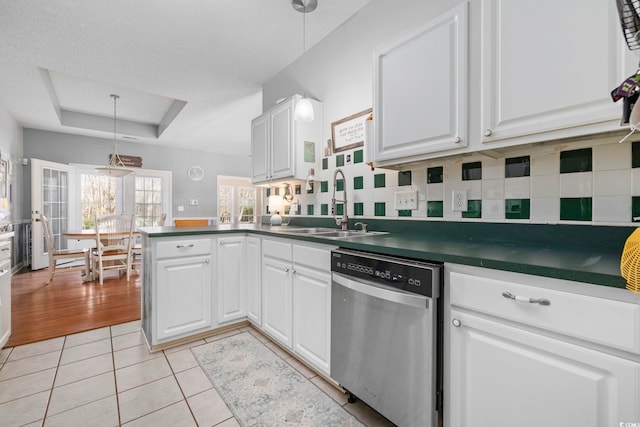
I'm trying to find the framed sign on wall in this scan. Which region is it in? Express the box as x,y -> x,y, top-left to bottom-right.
331,108 -> 372,153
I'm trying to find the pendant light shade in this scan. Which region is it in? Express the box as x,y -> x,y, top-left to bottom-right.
294,97 -> 314,122
96,94 -> 133,177
292,0 -> 315,122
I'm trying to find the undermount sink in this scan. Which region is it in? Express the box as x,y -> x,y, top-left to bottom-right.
273,227 -> 387,239
275,227 -> 335,234
314,230 -> 388,239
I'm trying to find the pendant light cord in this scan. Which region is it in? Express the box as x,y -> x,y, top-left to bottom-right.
111,94 -> 121,167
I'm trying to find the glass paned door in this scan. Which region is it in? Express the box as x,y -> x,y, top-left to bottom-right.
31,159 -> 71,270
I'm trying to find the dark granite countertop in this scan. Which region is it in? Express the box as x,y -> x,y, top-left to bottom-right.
139,220 -> 634,289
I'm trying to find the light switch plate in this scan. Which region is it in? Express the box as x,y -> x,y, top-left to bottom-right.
452,190 -> 468,212
189,199 -> 199,206
395,190 -> 418,210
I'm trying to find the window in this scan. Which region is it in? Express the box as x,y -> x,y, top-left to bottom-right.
217,176 -> 259,224
80,174 -> 117,230
135,176 -> 163,226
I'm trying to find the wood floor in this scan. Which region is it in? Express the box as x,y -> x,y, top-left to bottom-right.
6,263 -> 141,348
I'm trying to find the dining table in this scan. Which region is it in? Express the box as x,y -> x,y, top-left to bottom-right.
63,229 -> 141,282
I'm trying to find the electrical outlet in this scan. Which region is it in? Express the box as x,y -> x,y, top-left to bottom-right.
395,190 -> 418,210
189,199 -> 199,206
178,205 -> 184,212
452,190 -> 468,212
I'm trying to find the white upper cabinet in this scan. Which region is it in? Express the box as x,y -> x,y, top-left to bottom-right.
480,0 -> 633,147
251,95 -> 322,184
372,2 -> 468,165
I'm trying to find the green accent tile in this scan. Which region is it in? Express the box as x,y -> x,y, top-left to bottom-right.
306,182 -> 314,194
294,184 -> 301,194
560,197 -> 592,221
427,167 -> 443,184
284,205 -> 290,215
462,162 -> 482,181
353,176 -> 364,190
296,204 -> 301,215
462,200 -> 482,218
322,158 -> 328,170
354,149 -> 364,164
374,202 -> 386,216
321,204 -> 329,216
274,187 -> 280,196
398,171 -> 412,186
336,154 -> 345,167
427,201 -> 443,218
307,204 -> 314,216
505,156 -> 531,178
336,203 -> 344,216
353,202 -> 364,216
633,197 -> 640,221
505,199 -> 531,220
266,188 -> 271,197
336,179 -> 344,192
560,148 -> 592,173
374,173 -> 386,188
633,142 -> 640,169
321,181 -> 328,193
399,209 -> 412,217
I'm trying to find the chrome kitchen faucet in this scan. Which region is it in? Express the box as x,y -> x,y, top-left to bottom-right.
331,168 -> 349,230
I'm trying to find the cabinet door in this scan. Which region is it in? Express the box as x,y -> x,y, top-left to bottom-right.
292,264 -> 331,375
447,309 -> 640,427
251,113 -> 269,182
373,2 -> 468,163
245,236 -> 262,326
481,0 -> 630,146
217,237 -> 245,324
270,98 -> 295,180
156,255 -> 213,341
262,256 -> 293,349
0,259 -> 10,347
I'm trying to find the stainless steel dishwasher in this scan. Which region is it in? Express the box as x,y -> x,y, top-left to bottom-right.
331,249 -> 442,427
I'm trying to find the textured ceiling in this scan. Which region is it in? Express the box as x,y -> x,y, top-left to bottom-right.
0,0 -> 371,157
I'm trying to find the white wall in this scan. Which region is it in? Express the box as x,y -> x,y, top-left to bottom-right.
0,106 -> 24,223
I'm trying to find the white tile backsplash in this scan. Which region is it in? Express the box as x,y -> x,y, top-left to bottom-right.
593,143 -> 630,171
281,140 -> 638,225
559,172 -> 593,197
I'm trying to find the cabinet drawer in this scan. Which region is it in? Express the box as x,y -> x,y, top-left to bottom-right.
0,240 -> 11,262
155,239 -> 211,259
292,244 -> 333,271
262,239 -> 292,261
449,271 -> 640,354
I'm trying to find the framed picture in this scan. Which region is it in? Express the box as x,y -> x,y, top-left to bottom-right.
331,108 -> 372,153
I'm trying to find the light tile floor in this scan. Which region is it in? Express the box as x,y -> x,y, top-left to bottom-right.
0,322 -> 394,426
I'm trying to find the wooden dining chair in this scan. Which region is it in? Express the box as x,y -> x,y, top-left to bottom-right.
40,214 -> 90,284
131,213 -> 166,261
93,214 -> 135,286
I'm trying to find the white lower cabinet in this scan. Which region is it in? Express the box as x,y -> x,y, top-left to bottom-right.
261,238 -> 335,375
445,264 -> 640,427
0,236 -> 12,349
216,236 -> 246,324
245,236 -> 262,326
156,253 -> 213,341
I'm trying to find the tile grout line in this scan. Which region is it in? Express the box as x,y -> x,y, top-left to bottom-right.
40,336 -> 66,426
109,326 -> 123,427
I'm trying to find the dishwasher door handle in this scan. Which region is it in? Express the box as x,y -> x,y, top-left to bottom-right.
332,272 -> 429,309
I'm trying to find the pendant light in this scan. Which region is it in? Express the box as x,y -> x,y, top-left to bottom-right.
292,0 -> 316,122
96,94 -> 133,177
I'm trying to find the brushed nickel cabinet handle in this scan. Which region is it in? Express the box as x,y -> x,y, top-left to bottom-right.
502,291 -> 550,306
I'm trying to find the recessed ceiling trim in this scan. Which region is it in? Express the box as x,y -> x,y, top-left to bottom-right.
158,99 -> 188,137
60,110 -> 158,139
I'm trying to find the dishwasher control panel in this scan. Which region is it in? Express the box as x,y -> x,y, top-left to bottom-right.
331,249 -> 440,298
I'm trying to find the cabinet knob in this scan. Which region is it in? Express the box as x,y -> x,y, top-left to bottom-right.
284,267 -> 290,273
205,258 -> 210,264
484,129 -> 493,137
452,318 -> 462,327
219,240 -> 225,245
453,136 -> 461,144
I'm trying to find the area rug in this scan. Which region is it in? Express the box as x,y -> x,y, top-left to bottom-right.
191,332 -> 363,426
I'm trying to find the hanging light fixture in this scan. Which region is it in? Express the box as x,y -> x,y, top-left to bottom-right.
96,94 -> 134,177
292,0 -> 317,122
